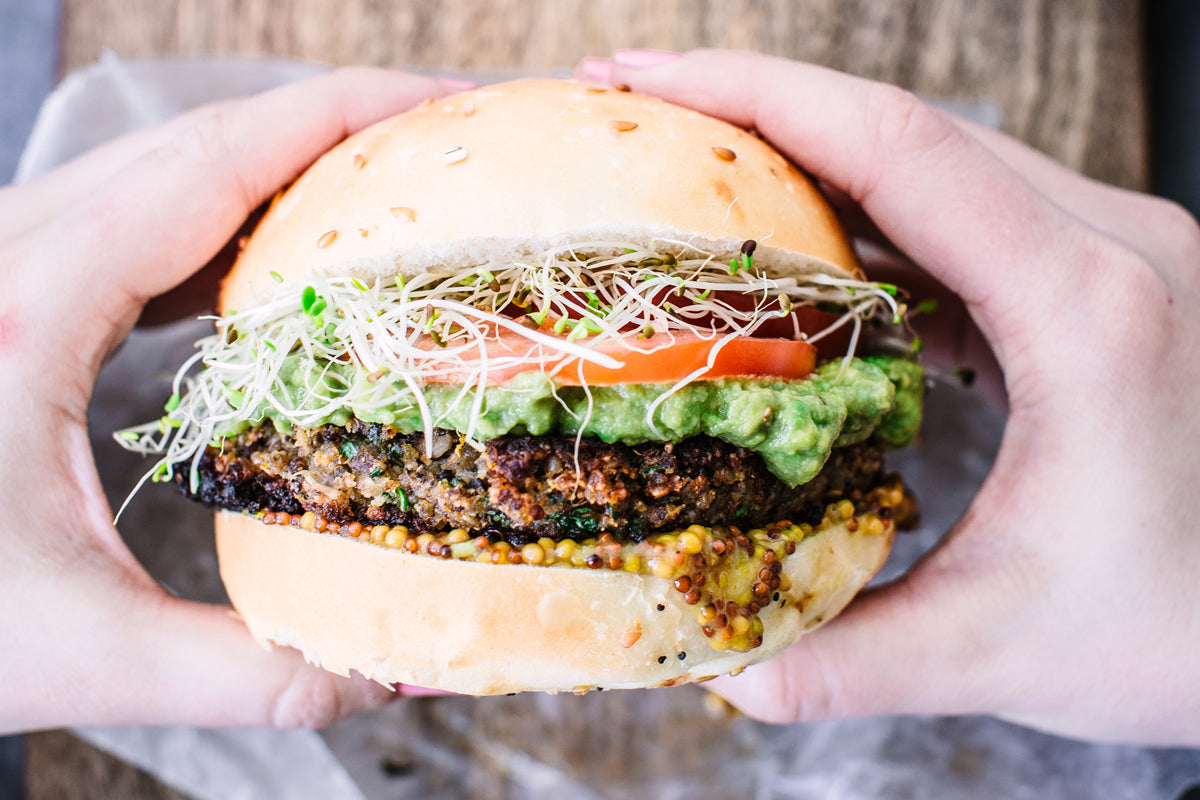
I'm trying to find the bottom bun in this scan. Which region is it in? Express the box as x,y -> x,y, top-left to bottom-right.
215,507 -> 894,694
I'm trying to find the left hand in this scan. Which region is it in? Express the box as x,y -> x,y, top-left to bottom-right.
0,68 -> 465,733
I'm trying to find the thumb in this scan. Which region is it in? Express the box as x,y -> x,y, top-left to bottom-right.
28,580 -> 402,730
5,563 -> 411,732
118,595 -> 400,728
706,545 -> 1012,723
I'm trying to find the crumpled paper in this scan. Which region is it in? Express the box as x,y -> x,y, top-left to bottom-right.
20,52 -> 1200,800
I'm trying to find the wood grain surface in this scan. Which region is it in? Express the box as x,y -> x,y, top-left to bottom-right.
25,730 -> 189,800
58,0 -> 1148,188
32,1 -> 1147,799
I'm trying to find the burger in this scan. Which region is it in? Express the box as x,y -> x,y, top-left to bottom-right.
117,79 -> 923,694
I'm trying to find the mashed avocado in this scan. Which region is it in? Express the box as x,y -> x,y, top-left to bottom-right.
863,356 -> 924,447
252,355 -> 922,488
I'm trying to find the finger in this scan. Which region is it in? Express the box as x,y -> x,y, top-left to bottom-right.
0,104 -> 251,244
819,181 -> 899,250
115,596 -> 400,728
585,50 -> 1090,353
135,204 -> 264,326
940,112 -> 1195,268
818,111 -> 1182,275
2,71 -> 475,247
19,69 -> 465,354
704,529 -> 1018,724
9,572 -> 400,730
813,103 -> 1163,258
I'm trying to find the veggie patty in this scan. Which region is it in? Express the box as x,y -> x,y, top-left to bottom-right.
182,422 -> 888,545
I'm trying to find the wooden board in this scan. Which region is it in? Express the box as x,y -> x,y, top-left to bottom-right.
58,0 -> 1147,189
25,730 -> 188,800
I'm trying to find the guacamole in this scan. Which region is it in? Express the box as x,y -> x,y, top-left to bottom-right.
246,355 -> 923,488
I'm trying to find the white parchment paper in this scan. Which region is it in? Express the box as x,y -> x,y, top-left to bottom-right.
20,53 -> 1200,800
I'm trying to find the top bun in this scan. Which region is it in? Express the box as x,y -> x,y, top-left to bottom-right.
221,78 -> 860,314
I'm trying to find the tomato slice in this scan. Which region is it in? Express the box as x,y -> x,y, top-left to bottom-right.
555,334 -> 816,385
414,329 -> 817,386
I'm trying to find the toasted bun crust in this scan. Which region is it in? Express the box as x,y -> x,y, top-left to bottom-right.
220,78 -> 860,314
215,509 -> 892,694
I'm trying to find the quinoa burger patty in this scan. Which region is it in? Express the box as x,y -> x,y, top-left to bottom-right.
183,423 -> 888,544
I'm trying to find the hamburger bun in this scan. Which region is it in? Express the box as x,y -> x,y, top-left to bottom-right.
220,78 -> 860,314
216,503 -> 893,693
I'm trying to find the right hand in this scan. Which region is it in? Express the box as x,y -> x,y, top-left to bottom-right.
581,48 -> 1200,746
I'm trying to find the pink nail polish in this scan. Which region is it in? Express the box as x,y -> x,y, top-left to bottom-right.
576,57 -> 614,83
613,49 -> 680,69
399,684 -> 453,697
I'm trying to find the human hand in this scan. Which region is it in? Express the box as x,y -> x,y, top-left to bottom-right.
579,49 -> 1200,745
0,69 -> 468,733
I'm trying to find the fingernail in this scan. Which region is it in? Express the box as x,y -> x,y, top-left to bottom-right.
438,78 -> 477,91
399,684 -> 453,697
613,49 -> 681,69
576,57 -> 614,84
